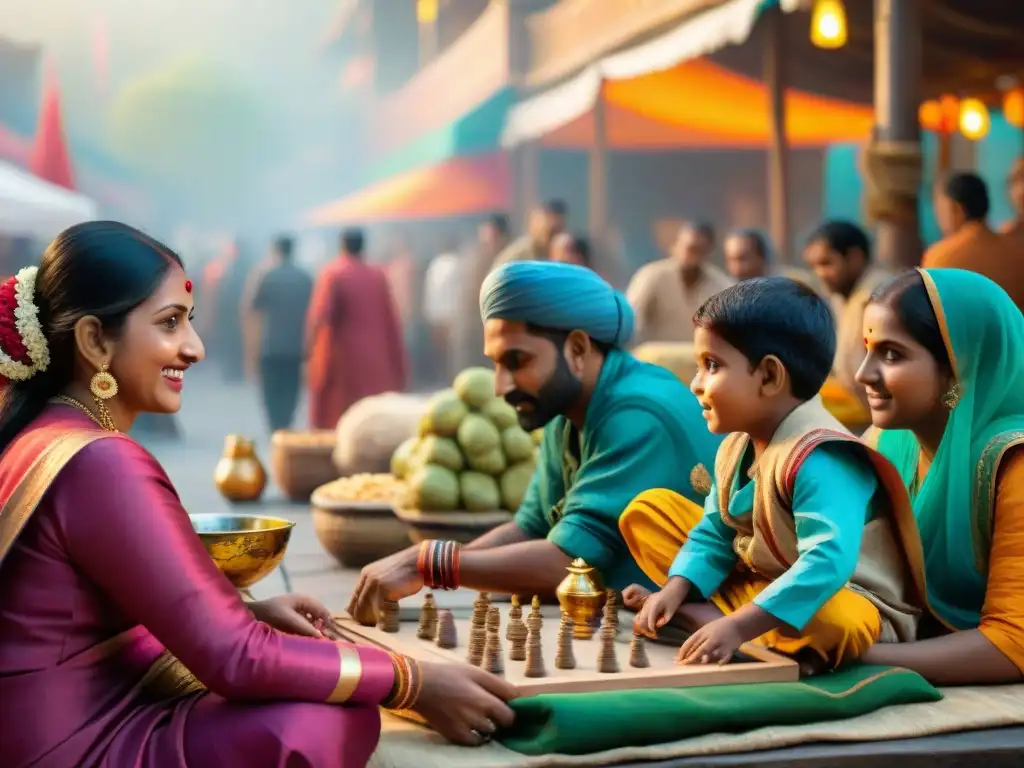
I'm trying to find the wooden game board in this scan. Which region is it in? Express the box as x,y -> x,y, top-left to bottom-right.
335,600 -> 799,697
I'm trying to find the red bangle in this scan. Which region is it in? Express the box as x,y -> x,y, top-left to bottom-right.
418,539 -> 461,590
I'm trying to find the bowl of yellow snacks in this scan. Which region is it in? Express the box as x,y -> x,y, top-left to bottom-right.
310,473 -> 411,568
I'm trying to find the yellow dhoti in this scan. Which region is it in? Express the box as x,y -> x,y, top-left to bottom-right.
619,489 -> 882,667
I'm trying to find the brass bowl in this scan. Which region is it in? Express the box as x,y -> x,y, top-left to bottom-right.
190,513 -> 295,588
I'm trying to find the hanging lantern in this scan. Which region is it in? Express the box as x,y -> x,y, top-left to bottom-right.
1004,89 -> 1024,128
810,0 -> 848,49
416,0 -> 438,24
959,98 -> 991,141
919,100 -> 943,132
939,95 -> 960,133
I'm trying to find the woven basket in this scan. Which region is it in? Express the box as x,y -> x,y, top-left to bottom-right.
271,429 -> 338,501
311,488 -> 412,569
394,508 -> 514,545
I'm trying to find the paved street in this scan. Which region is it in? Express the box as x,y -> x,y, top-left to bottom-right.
142,365 -> 476,611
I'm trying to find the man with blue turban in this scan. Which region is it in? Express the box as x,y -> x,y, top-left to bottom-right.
350,262 -> 722,613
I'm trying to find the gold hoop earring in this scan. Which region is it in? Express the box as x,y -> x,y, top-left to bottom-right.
941,382 -> 961,410
90,362 -> 119,432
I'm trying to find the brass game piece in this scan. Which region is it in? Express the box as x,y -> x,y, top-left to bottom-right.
596,597 -> 619,673
506,595 -> 524,641
628,634 -> 650,668
556,559 -> 606,639
482,606 -> 504,674
468,592 -> 490,665
554,612 -> 576,670
507,596 -> 528,660
417,593 -> 438,640
377,599 -> 400,633
524,607 -> 546,678
435,609 -> 457,648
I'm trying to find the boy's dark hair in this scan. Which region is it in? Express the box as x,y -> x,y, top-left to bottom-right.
693,276 -> 835,400
807,220 -> 871,261
340,228 -> 365,257
274,235 -> 294,260
943,171 -> 990,222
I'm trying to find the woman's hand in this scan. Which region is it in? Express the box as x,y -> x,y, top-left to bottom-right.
412,661 -> 519,746
250,594 -> 341,640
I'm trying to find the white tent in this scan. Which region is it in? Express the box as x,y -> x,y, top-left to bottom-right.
0,160 -> 97,241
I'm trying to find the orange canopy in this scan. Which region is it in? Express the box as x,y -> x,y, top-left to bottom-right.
543,58 -> 874,150
305,152 -> 510,226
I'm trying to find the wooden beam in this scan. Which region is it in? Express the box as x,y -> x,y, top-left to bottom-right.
764,5 -> 792,265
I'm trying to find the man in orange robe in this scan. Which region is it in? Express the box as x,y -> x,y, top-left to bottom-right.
305,229 -> 407,429
923,171 -> 1024,313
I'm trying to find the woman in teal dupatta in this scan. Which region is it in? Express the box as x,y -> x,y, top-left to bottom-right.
854,267 -> 1024,684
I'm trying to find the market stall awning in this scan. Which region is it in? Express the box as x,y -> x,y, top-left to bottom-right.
542,57 -> 874,150
303,151 -> 509,226
502,0 -> 804,147
0,159 -> 97,239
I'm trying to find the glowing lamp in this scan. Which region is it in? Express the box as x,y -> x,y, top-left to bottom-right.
416,0 -> 438,24
1004,89 -> 1024,128
959,98 -> 991,141
939,95 -> 960,132
919,100 -> 943,132
810,0 -> 848,49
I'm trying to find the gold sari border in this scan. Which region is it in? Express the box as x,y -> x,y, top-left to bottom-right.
327,646 -> 363,703
0,430 -> 119,567
917,268 -> 959,383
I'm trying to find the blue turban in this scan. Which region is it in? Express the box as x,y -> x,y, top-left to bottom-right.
479,261 -> 634,346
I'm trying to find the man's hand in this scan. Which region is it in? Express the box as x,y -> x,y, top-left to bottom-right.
347,545 -> 423,625
250,594 -> 341,639
632,577 -> 690,638
677,615 -> 745,665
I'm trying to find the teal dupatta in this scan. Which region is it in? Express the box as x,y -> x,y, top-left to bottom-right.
872,269 -> 1024,630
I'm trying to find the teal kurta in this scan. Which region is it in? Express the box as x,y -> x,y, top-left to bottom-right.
668,442 -> 878,630
515,348 -> 723,590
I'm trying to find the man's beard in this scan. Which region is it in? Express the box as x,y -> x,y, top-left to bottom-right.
504,355 -> 583,432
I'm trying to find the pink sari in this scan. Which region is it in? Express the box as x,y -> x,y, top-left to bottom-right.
0,405 -> 394,767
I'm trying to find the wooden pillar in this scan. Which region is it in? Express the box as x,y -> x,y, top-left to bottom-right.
873,0 -> 923,268
515,141 -> 540,231
764,5 -> 792,265
589,79 -> 608,248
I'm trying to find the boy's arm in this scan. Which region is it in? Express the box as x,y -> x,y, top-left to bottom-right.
666,482 -> 739,599
750,442 -> 876,633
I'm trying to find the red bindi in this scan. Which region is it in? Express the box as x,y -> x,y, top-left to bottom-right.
185,279 -> 193,293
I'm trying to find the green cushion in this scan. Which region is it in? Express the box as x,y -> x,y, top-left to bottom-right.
498,665 -> 942,755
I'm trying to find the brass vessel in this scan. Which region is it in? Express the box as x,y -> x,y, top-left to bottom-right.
190,513 -> 294,588
555,558 -> 606,639
214,435 -> 267,502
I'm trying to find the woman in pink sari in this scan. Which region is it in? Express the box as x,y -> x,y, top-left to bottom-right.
0,222 -> 516,768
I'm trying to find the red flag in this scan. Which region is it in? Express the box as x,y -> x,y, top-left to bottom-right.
28,58 -> 75,191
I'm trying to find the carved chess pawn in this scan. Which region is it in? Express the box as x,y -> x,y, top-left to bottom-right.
555,612 -> 576,670
435,609 -> 458,649
596,620 -> 619,673
506,595 -> 524,642
417,593 -> 438,640
377,599 -> 400,633
524,625 -> 546,678
628,633 -> 650,668
482,606 -> 504,674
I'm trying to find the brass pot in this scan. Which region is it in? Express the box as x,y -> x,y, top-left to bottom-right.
190,513 -> 294,588
555,558 -> 606,639
214,435 -> 267,502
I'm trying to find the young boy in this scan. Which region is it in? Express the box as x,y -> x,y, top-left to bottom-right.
619,277 -> 926,670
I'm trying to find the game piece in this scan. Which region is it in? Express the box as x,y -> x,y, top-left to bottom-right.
506,594 -> 524,642
604,589 -> 620,632
468,593 -> 490,666
526,595 -> 543,633
377,599 -> 400,633
554,612 -> 576,670
435,609 -> 457,649
596,612 -> 619,673
524,621 -> 546,678
628,633 -> 650,668
417,593 -> 438,640
482,606 -> 504,674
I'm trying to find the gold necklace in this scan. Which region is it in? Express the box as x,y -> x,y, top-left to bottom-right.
51,395 -> 119,433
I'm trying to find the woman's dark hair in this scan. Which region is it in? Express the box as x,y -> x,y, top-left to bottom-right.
0,221 -> 183,452
868,270 -> 952,371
